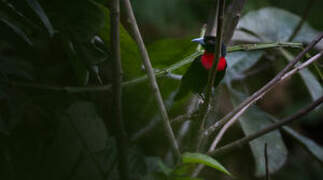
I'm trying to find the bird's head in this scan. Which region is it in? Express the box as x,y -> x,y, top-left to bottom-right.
192,36 -> 226,56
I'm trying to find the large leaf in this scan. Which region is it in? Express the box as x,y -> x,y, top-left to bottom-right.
97,4 -> 143,79
229,89 -> 288,176
234,7 -> 323,102
233,7 -> 323,49
182,152 -> 230,175
148,38 -> 196,75
66,101 -> 107,153
39,0 -> 104,42
225,50 -> 264,83
267,116 -> 323,164
280,49 -> 322,101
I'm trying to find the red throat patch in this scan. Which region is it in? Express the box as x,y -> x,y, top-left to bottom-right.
201,52 -> 226,71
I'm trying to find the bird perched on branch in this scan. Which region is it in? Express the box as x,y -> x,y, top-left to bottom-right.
174,36 -> 227,100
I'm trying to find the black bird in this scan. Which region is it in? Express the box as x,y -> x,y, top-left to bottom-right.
174,36 -> 227,100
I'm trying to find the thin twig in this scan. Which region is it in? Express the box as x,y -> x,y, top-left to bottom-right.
208,96 -> 323,156
288,0 -> 315,41
223,0 -> 247,44
110,0 -> 129,179
204,34 -> 323,138
121,0 -> 181,159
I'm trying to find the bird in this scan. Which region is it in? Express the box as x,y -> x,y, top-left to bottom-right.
174,36 -> 227,100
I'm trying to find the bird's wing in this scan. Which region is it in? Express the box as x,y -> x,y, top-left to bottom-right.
175,56 -> 208,100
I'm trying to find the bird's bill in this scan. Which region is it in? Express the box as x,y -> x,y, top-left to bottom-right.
192,37 -> 205,45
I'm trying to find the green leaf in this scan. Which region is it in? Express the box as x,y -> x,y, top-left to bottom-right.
233,7 -> 323,49
171,177 -> 203,180
148,38 -> 196,74
182,152 -> 231,175
229,89 -> 288,177
158,160 -> 173,176
66,101 -> 108,153
39,0 -> 104,42
235,8 -> 323,102
62,39 -> 90,85
267,116 -> 323,164
97,4 -> 143,79
25,0 -> 55,36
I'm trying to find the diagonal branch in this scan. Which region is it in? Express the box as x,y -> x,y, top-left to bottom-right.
208,95 -> 323,156
121,0 -> 181,159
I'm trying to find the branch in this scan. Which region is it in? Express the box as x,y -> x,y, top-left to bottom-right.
223,0 -> 247,44
208,95 -> 323,156
204,33 -> 323,138
0,42 -> 303,93
121,0 -> 181,159
110,0 -> 129,179
205,0 -> 219,36
195,0 -> 226,152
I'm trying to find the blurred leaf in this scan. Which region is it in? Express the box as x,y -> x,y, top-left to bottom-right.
172,177 -> 203,180
229,89 -> 288,177
299,69 -> 323,101
158,160 -> 173,176
25,0 -> 54,36
66,101 -> 107,153
0,57 -> 33,80
225,50 -> 264,82
39,0 -> 104,42
233,7 -> 323,49
267,117 -> 323,164
62,39 -> 90,85
97,4 -> 143,79
0,18 -> 32,45
182,152 -> 230,175
172,164 -> 194,177
41,114 -> 82,180
280,49 -> 322,101
148,38 -> 196,74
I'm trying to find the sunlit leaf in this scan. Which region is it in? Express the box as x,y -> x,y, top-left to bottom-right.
182,152 -> 230,175
229,89 -> 288,176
